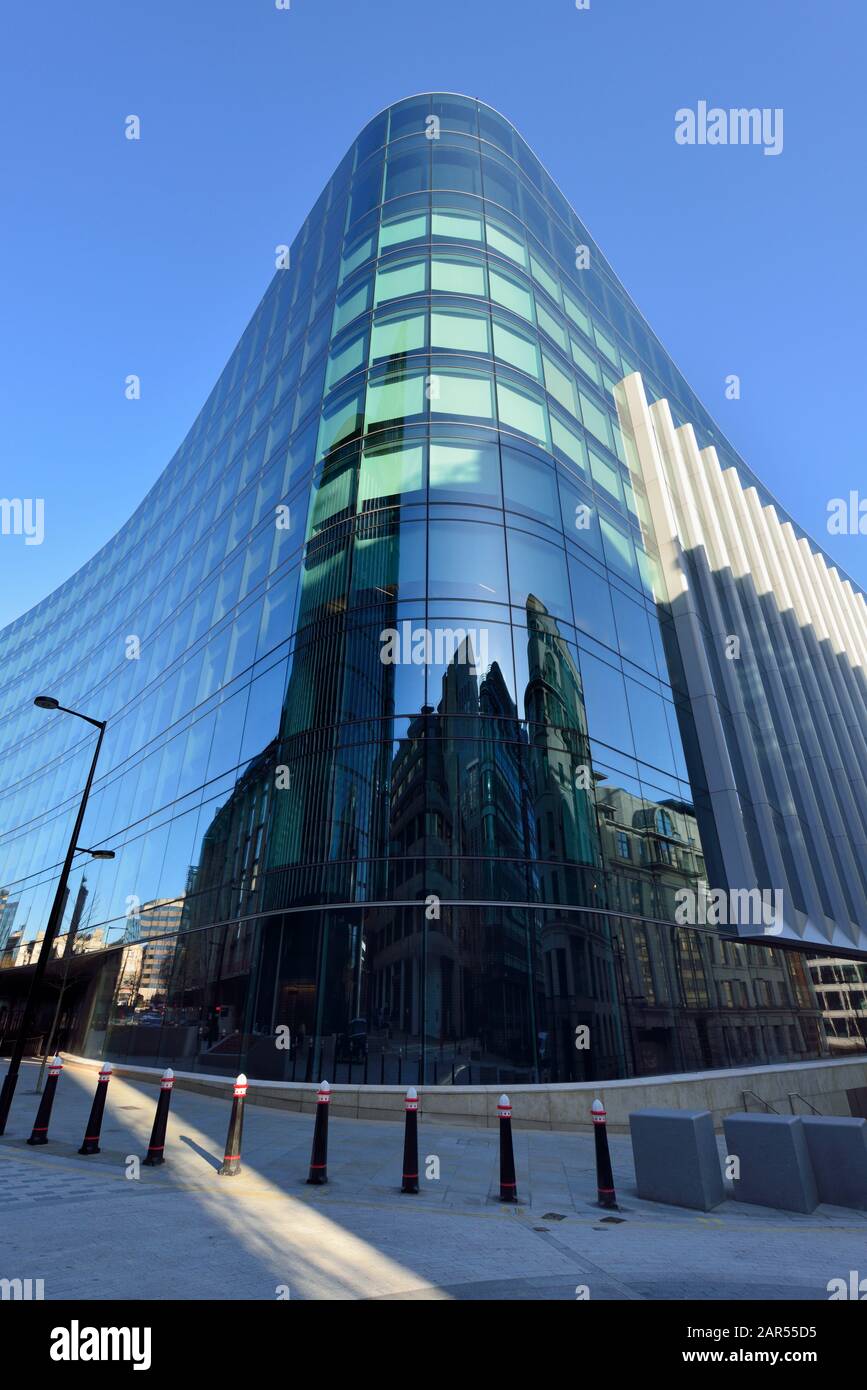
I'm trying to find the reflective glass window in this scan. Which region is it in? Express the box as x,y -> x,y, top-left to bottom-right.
507,528 -> 571,619
431,256 -> 486,296
431,309 -> 490,354
370,310 -> 426,362
493,320 -> 541,379
358,443 -> 425,507
497,380 -> 550,447
374,258 -> 426,305
485,221 -> 528,267
489,268 -> 533,320
431,370 -> 495,419
569,555 -> 616,644
365,371 -> 426,425
432,210 -> 483,241
379,211 -> 428,251
579,391 -> 614,450
502,450 -> 559,526
429,441 -> 501,505
543,354 -> 578,418
428,519 -> 508,601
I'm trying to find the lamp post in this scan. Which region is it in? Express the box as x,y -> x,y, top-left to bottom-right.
0,697 -> 111,1134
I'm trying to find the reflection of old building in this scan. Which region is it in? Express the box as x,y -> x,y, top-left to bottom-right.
0,889 -> 19,954
809,957 -> 867,1053
615,924 -> 826,1076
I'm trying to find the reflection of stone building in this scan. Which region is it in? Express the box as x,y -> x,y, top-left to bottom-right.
616,922 -> 826,1076
0,889 -> 19,954
809,957 -> 867,1053
116,898 -> 183,1013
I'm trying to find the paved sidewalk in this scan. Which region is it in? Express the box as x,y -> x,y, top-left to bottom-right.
0,1060 -> 863,1300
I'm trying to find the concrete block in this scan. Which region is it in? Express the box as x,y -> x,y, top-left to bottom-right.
801,1115 -> 867,1209
723,1113 -> 817,1212
629,1108 -> 724,1210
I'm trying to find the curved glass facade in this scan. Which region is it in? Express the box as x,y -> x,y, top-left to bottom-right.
1,95 -> 864,1085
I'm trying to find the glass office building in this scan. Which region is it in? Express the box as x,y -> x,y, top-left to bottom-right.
1,95 -> 865,1086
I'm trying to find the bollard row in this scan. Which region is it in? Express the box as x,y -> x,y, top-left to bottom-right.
17,1065 -> 617,1207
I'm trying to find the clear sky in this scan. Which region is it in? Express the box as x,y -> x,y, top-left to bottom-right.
2,0 -> 865,631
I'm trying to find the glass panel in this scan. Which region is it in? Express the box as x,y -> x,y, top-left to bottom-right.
600,515 -> 638,580
550,411 -> 588,473
497,380 -> 550,446
589,449 -> 624,505
428,519 -> 508,601
502,450 -> 559,526
429,440 -> 502,505
374,259 -> 426,305
325,331 -> 366,391
432,210 -> 483,241
579,392 -> 614,449
379,212 -> 428,251
370,311 -> 426,361
543,354 -> 578,417
507,529 -> 571,619
486,221 -> 528,266
493,320 -> 540,378
563,290 -> 591,336
365,372 -> 426,425
536,300 -> 568,351
571,336 -> 602,385
431,256 -> 486,296
489,268 -> 533,320
580,651 -> 634,755
358,443 -> 425,507
569,556 -> 616,645
430,310 -> 490,353
332,278 -> 371,334
431,371 -> 495,418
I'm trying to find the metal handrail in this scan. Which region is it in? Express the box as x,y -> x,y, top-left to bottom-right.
788,1092 -> 822,1115
741,1089 -> 779,1114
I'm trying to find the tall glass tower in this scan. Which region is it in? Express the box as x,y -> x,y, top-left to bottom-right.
1,95 -> 865,1086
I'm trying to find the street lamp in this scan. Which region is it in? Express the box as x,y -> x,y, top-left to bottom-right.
0,698 -> 109,1133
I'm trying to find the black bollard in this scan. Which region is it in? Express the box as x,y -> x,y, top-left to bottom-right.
306,1080 -> 330,1185
498,1093 -> 517,1203
142,1068 -> 175,1167
27,1055 -> 63,1146
401,1086 -> 419,1193
218,1073 -> 248,1177
591,1098 -> 617,1209
78,1062 -> 112,1155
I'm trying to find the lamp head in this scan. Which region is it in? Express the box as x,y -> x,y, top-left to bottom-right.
34,695 -> 59,710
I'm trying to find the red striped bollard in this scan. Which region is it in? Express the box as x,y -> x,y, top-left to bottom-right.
401,1086 -> 419,1193
306,1080 -> 330,1184
218,1073 -> 247,1177
78,1062 -> 112,1155
27,1055 -> 63,1145
591,1097 -> 617,1208
142,1068 -> 174,1167
498,1093 -> 517,1202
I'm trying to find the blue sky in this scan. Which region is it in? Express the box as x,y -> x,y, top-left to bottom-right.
1,0 -> 865,630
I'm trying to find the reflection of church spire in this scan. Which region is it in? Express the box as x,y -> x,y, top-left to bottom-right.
523,593 -> 601,874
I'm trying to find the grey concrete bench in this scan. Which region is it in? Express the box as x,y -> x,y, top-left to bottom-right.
801,1115 -> 867,1210
722,1113 -> 817,1213
629,1108 -> 724,1210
